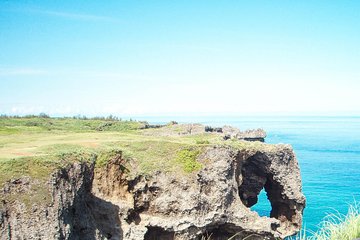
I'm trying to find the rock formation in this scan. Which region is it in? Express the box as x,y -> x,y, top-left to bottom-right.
206,126 -> 267,142
0,143 -> 305,239
146,123 -> 267,142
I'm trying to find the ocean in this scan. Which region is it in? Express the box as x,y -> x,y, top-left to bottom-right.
141,116 -> 360,236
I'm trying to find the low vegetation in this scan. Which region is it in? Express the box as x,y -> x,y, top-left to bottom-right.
0,114 -> 142,134
296,202 -> 360,240
0,115 -> 220,186
175,148 -> 203,173
0,114 -> 276,186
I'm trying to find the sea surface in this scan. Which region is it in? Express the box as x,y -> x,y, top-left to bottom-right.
140,116 -> 360,236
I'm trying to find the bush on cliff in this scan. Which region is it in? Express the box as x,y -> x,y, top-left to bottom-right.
175,148 -> 203,173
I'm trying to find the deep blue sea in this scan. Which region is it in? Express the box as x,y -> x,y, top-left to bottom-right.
140,116 -> 360,235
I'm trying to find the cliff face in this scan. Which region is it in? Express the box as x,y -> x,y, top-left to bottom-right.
0,145 -> 305,240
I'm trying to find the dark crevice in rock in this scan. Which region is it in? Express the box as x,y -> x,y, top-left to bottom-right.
144,226 -> 175,240
87,196 -> 122,240
264,176 -> 296,223
200,226 -> 238,240
125,209 -> 141,225
239,155 -> 268,208
127,176 -> 152,214
243,137 -> 265,142
199,223 -> 262,240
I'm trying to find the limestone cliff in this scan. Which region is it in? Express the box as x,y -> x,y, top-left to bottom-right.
0,143 -> 305,240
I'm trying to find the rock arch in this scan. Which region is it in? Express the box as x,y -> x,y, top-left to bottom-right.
238,151 -> 305,236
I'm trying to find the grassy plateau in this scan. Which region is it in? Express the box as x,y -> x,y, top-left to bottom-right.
0,115 -> 277,185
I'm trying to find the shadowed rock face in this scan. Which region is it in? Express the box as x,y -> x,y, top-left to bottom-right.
0,145 -> 305,240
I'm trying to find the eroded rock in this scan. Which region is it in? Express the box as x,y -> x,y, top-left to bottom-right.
0,145 -> 305,239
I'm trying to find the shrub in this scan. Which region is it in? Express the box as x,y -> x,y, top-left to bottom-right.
38,113 -> 50,118
96,122 -> 114,131
167,121 -> 178,125
175,148 -> 203,173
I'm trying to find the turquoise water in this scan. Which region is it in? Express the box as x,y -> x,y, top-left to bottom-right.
142,116 -> 360,235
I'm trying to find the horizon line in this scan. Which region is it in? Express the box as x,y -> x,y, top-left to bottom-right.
2,113 -> 360,118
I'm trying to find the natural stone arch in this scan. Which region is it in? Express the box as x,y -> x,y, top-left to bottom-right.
238,151 -> 305,235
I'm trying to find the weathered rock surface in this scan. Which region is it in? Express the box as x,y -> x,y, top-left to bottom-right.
146,123 -> 267,142
0,145 -> 305,240
221,126 -> 266,142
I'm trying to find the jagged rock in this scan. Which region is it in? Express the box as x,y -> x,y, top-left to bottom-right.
167,121 -> 178,126
222,126 -> 266,142
143,123 -> 266,142
222,125 -> 241,139
143,123 -> 206,136
237,128 -> 267,142
205,126 -> 223,133
0,145 -> 305,239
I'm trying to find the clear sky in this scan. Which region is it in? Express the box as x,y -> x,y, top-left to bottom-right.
1,0 -> 359,116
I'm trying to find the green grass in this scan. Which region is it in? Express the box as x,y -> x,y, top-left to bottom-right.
0,116 -> 143,133
296,203 -> 360,240
96,148 -> 127,170
0,117 -> 274,182
0,117 -> 227,184
0,116 -> 275,186
0,157 -> 58,185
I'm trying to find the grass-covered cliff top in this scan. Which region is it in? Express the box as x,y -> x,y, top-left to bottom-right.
0,115 -> 278,186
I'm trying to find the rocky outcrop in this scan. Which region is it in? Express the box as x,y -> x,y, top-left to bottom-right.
0,163 -> 96,239
236,129 -> 267,142
220,126 -> 266,142
145,123 -> 267,142
206,126 -> 267,142
0,145 -> 305,240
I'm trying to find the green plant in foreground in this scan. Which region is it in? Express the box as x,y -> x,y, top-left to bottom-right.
296,202 -> 360,240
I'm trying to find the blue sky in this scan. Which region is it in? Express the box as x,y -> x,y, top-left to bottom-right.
1,1 -> 359,116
